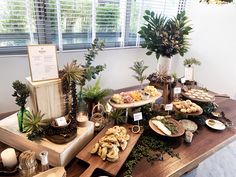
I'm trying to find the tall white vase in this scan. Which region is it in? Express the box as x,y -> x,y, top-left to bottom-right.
157,56 -> 172,75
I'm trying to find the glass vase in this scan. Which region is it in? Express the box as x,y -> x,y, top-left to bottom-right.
17,108 -> 29,132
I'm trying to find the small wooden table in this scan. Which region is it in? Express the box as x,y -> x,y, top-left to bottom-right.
0,91 -> 235,177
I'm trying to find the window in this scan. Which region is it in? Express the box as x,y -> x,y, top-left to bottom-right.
0,0 -> 187,54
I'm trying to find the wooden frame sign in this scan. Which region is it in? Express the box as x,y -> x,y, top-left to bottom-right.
27,45 -> 59,82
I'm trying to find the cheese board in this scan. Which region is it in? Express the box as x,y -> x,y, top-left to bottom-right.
149,117 -> 185,137
182,89 -> 215,103
109,95 -> 161,109
76,124 -> 141,177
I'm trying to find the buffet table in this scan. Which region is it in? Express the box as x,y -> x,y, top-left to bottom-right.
0,88 -> 236,177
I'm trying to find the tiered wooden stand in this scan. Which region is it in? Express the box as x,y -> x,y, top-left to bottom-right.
0,112 -> 94,166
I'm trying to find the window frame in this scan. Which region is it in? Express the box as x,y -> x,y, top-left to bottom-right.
0,0 -> 187,55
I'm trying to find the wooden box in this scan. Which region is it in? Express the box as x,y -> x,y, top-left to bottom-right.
0,112 -> 94,166
26,77 -> 65,119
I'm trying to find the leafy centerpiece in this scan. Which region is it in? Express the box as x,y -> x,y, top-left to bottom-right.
138,10 -> 192,75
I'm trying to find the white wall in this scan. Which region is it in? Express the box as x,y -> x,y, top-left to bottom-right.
173,3 -> 236,99
0,48 -> 157,113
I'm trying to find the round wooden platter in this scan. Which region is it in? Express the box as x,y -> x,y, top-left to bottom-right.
109,95 -> 161,109
181,92 -> 215,103
149,118 -> 185,137
173,105 -> 203,116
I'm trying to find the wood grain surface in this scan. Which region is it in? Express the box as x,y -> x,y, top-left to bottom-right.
76,124 -> 141,177
0,86 -> 236,177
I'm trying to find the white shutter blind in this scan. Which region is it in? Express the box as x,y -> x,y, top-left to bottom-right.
0,0 -> 188,54
60,0 -> 92,49
0,0 -> 36,53
125,0 -> 181,46
96,0 -> 121,47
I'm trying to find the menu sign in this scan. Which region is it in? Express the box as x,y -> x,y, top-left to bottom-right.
27,45 -> 59,82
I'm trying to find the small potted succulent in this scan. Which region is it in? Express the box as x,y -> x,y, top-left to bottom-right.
24,110 -> 50,140
12,80 -> 30,132
183,58 -> 201,81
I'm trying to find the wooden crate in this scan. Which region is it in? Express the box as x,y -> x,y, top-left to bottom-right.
0,112 -> 94,167
26,77 -> 65,119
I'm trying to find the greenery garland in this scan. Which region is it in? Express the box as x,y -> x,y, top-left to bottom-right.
122,104 -> 180,176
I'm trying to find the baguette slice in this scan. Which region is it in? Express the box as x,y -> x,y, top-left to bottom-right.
152,120 -> 171,136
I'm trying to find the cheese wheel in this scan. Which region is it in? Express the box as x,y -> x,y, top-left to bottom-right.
152,120 -> 171,136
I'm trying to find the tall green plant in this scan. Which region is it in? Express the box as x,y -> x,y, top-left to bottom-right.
138,10 -> 192,60
61,60 -> 84,120
130,60 -> 148,87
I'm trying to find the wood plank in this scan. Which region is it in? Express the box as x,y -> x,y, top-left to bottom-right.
76,124 -> 141,177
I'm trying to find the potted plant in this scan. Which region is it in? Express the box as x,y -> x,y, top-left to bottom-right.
24,110 -> 50,140
108,109 -> 126,125
129,60 -> 148,89
60,60 -> 84,127
138,10 -> 192,74
12,80 -> 30,132
82,78 -> 112,117
183,58 -> 201,81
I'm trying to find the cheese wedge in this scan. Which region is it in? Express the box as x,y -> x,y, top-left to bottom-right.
152,120 -> 171,136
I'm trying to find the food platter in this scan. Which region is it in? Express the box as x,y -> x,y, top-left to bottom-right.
172,100 -> 203,116
76,124 -> 141,177
149,117 -> 185,137
182,89 -> 215,103
205,119 -> 226,130
109,95 -> 161,109
179,119 -> 198,133
173,105 -> 203,116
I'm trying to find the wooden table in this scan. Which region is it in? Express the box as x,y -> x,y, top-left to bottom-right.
0,95 -> 236,177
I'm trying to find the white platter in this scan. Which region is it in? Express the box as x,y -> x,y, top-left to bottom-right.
205,119 -> 226,130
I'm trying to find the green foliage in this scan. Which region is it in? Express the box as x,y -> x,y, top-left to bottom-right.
123,134 -> 179,176
24,110 -> 50,140
130,60 -> 148,85
82,78 -> 111,104
183,58 -> 201,67
61,60 -> 84,85
80,38 -> 106,86
108,109 -> 126,125
171,72 -> 178,81
12,80 -> 30,110
138,10 -> 192,59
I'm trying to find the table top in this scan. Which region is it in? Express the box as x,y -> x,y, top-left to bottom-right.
0,94 -> 235,177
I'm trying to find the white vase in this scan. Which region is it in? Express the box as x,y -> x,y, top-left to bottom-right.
157,56 -> 172,75
184,66 -> 194,81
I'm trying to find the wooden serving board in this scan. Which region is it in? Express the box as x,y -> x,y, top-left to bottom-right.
76,124 -> 142,177
149,118 -> 185,137
109,95 -> 161,109
173,105 -> 203,116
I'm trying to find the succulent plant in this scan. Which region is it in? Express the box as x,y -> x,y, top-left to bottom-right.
108,109 -> 126,125
24,110 -> 50,140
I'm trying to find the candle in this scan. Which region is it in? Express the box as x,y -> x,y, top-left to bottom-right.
76,112 -> 88,122
1,148 -> 18,168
